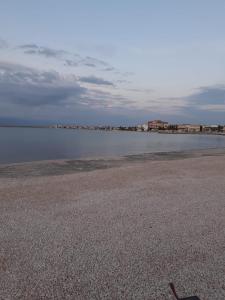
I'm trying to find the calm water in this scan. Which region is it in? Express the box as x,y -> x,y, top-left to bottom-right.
0,127 -> 225,164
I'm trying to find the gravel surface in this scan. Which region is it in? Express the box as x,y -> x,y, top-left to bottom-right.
0,151 -> 225,299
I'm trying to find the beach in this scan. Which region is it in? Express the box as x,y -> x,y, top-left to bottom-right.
1,149 -> 225,299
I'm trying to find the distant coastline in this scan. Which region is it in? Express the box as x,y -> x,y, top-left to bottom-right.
0,125 -> 50,128
1,124 -> 225,136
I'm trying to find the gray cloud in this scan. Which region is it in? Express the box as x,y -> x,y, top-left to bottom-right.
102,67 -> 115,72
2,63 -> 224,125
18,43 -> 114,69
0,63 -> 86,108
115,71 -> 134,77
64,59 -> 79,67
0,61 -> 134,124
1,60 -> 218,124
2,84 -> 84,107
0,63 -> 61,85
84,56 -> 108,67
79,75 -> 114,86
83,63 -> 96,68
159,85 -> 225,112
19,44 -> 66,58
126,88 -> 153,93
78,56 -> 113,69
154,85 -> 225,123
0,38 -> 8,49
17,42 -> 121,75
19,44 -> 39,49
187,85 -> 225,105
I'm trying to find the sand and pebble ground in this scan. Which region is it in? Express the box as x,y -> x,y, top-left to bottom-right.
0,148 -> 225,299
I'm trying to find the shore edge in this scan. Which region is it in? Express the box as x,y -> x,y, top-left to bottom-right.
0,147 -> 225,178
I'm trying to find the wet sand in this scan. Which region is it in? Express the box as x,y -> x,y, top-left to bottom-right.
0,147 -> 225,178
0,148 -> 225,299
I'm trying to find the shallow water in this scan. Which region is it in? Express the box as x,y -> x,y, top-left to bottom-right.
0,127 -> 225,164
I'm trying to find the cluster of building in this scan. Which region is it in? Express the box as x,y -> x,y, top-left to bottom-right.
51,120 -> 225,134
145,120 -> 225,134
51,124 -> 140,131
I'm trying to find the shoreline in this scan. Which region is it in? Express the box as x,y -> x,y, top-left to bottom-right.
0,147 -> 224,178
1,124 -> 225,135
1,146 -> 225,299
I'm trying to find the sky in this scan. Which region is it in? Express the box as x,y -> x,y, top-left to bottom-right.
0,0 -> 225,125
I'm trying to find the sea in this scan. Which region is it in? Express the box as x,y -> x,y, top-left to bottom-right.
1,127 -> 225,164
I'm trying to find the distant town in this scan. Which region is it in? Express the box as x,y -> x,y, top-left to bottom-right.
1,120 -> 225,135
50,120 -> 225,135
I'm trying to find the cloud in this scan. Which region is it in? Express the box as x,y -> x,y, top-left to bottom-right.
199,104 -> 225,112
78,56 -> 114,70
18,43 -> 117,72
187,85 -> 225,106
103,67 -> 115,72
0,62 -> 61,85
83,56 -> 108,67
0,61 -> 135,124
19,44 -> 39,49
115,71 -> 134,77
0,38 -> 8,49
1,61 -> 224,125
183,85 -> 225,117
79,75 -> 114,86
152,84 -> 225,123
0,62 -> 86,108
64,59 -> 79,67
19,44 -> 66,58
157,85 -> 225,115
83,62 -> 96,68
126,88 -> 154,93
